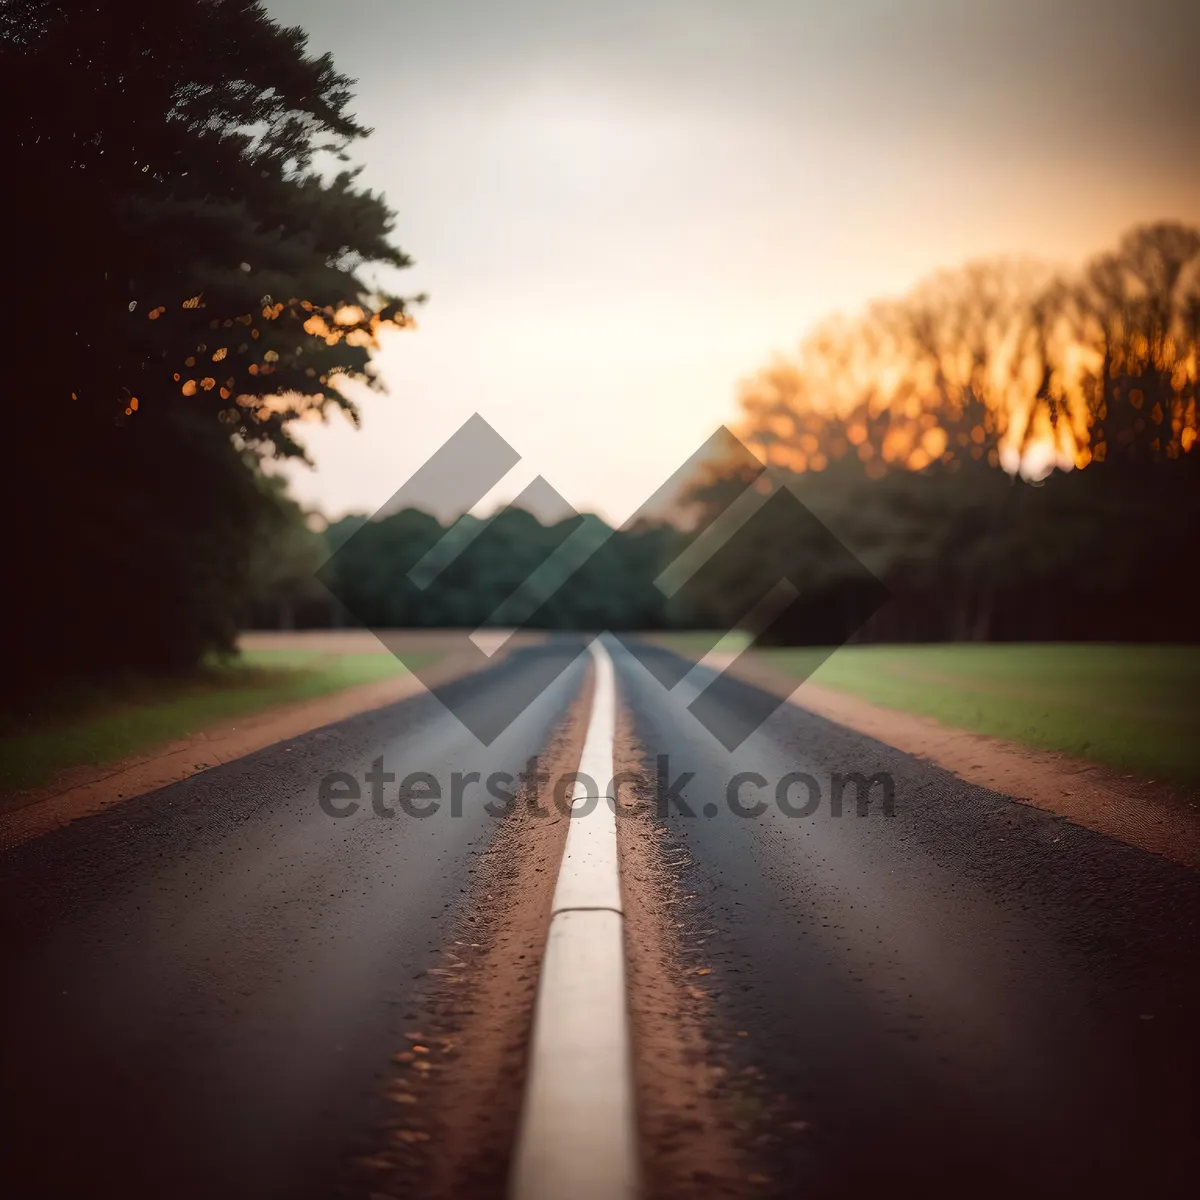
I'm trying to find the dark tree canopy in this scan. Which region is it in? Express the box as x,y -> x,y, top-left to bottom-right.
2,0 -> 415,692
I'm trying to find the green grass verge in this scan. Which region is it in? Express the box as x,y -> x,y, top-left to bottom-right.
759,643 -> 1200,785
0,649 -> 429,795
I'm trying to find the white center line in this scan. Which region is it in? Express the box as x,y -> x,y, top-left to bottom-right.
509,636 -> 640,1200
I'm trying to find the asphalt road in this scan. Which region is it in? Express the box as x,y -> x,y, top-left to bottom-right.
0,639 -> 590,1200
616,640 -> 1200,1198
2,637 -> 1198,1199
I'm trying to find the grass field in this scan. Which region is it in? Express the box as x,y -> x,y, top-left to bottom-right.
775,643 -> 1198,785
6,635 -> 1197,796
0,647 -> 421,795
648,634 -> 1199,784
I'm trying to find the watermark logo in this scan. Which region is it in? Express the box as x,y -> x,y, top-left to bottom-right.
318,416 -> 887,749
317,757 -> 896,822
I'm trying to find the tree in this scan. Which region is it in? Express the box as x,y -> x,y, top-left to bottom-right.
701,222 -> 1200,644
1,1 -> 416,693
1078,222 -> 1200,464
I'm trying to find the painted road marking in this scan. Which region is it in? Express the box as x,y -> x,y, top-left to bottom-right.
509,637 -> 639,1200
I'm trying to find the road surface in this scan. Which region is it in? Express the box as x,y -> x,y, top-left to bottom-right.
2,637 -> 1198,1198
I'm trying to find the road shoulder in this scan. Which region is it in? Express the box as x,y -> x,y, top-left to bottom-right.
0,672 -> 427,848
0,632 -> 542,849
726,655 -> 1200,869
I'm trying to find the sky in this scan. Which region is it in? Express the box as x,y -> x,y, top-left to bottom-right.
263,0 -> 1200,526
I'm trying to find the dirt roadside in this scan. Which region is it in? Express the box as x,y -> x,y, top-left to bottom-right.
0,675 -> 427,850
614,708 -> 779,1198
718,653 -> 1200,870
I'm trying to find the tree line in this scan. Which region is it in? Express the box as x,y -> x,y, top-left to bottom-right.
707,220 -> 1200,644
255,221 -> 1199,646
250,457 -> 1198,646
735,222 -> 1199,477
5,0 -> 1194,686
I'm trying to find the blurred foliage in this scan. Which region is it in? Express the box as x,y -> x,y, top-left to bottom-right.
683,453 -> 1200,644
265,446 -> 1197,645
734,222 -> 1200,477
684,220 -> 1200,644
285,220 -> 1200,645
2,1 -> 415,693
5,0 -> 1193,679
314,509 -> 684,633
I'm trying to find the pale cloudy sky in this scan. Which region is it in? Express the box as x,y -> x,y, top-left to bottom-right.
263,0 -> 1199,524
